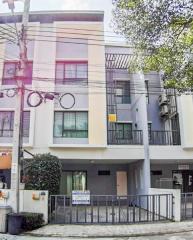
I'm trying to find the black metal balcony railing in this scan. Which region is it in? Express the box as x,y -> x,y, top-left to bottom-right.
149,130 -> 181,145
108,130 -> 143,145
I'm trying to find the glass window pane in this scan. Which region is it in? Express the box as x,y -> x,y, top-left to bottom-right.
54,112 -> 63,137
124,123 -> 132,139
116,88 -> 123,95
124,124 -> 132,131
64,112 -> 75,130
116,81 -> 131,104
25,63 -> 33,84
56,63 -> 64,84
3,63 -> 16,78
3,63 -> 16,85
73,172 -> 86,191
65,64 -> 76,79
76,112 -> 88,130
60,172 -> 72,195
23,111 -> 30,137
77,64 -> 88,79
0,112 -> 13,137
116,124 -> 124,139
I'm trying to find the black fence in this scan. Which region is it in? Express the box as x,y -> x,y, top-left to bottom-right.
149,130 -> 181,145
181,193 -> 193,220
49,194 -> 173,224
108,130 -> 143,145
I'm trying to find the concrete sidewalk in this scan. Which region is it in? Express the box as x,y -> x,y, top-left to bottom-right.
25,221 -> 193,238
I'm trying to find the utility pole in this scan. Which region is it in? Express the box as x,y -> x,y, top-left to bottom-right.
3,0 -> 30,213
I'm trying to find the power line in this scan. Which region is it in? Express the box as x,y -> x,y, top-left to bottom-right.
26,24 -> 123,36
26,28 -> 124,41
26,37 -> 119,48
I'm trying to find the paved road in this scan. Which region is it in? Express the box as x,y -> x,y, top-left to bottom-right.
1,232 -> 193,240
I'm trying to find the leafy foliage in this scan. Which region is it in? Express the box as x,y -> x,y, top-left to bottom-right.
113,0 -> 193,90
24,153 -> 61,195
21,212 -> 44,231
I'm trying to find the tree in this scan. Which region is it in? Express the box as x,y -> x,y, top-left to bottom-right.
24,153 -> 62,195
112,0 -> 193,90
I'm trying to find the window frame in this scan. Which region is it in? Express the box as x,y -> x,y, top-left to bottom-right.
115,80 -> 131,104
54,111 -> 88,138
115,122 -> 133,140
55,61 -> 88,85
0,111 -> 14,137
2,61 -> 33,85
0,111 -> 30,138
148,122 -> 152,140
62,170 -> 87,194
145,80 -> 150,104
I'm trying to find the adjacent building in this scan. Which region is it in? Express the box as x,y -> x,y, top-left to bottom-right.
0,11 -> 193,196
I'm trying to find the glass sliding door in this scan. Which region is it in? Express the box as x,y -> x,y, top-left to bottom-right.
73,171 -> 86,191
60,171 -> 87,195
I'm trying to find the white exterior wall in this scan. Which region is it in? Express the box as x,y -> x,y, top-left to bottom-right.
0,190 -> 48,223
149,188 -> 181,222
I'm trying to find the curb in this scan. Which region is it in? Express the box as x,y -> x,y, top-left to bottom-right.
23,228 -> 193,238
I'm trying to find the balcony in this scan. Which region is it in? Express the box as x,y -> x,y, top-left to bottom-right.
108,130 -> 143,145
149,130 -> 181,145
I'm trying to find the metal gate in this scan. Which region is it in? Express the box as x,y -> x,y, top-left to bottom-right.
181,193 -> 193,220
49,194 -> 173,224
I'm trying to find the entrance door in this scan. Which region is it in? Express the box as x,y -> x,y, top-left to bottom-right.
173,170 -> 193,193
116,171 -> 128,196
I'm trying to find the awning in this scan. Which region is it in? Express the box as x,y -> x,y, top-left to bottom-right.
0,152 -> 12,169
105,53 -> 135,69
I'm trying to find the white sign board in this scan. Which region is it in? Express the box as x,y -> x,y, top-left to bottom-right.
72,191 -> 90,205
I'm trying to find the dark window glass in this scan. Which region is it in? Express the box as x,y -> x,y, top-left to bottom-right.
98,170 -> 110,176
60,171 -> 87,195
151,170 -> 162,176
115,123 -> 132,139
148,123 -> 152,140
116,81 -> 131,104
145,80 -> 149,104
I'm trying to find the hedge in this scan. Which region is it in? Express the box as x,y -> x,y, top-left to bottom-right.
21,212 -> 44,231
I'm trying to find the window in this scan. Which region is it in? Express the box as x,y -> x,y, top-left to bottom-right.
0,112 -> 14,137
56,62 -> 88,84
151,170 -> 162,176
2,62 -> 33,85
145,80 -> 149,104
0,111 -> 30,137
148,123 -> 152,140
60,171 -> 87,195
116,81 -> 131,104
22,111 -> 30,137
115,123 -> 132,139
98,170 -> 110,176
54,111 -> 88,138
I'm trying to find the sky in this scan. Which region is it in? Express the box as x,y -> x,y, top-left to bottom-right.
0,0 -> 122,41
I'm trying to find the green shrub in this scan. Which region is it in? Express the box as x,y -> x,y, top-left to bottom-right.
24,153 -> 62,195
21,212 -> 44,231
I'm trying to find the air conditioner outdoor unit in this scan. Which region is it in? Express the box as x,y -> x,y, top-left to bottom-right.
158,94 -> 168,106
159,105 -> 169,117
